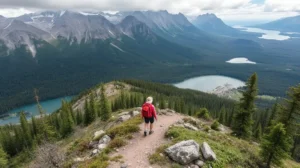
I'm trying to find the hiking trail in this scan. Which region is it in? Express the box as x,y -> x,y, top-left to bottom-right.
108,112 -> 184,168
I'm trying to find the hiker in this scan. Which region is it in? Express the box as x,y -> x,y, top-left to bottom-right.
141,96 -> 157,136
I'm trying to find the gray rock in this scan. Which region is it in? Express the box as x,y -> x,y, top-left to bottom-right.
93,130 -> 105,140
118,114 -> 131,122
91,149 -> 99,156
73,157 -> 88,162
98,144 -> 107,150
177,119 -> 185,124
88,141 -> 99,149
120,164 -> 127,168
99,135 -> 111,145
185,164 -> 199,168
201,142 -> 216,161
118,111 -> 129,116
195,160 -> 205,167
130,111 -> 140,116
184,123 -> 199,131
165,140 -> 200,165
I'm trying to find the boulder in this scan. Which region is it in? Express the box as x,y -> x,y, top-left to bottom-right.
99,135 -> 111,145
118,114 -> 131,122
195,160 -> 205,167
184,123 -> 199,131
98,144 -> 107,150
165,140 -> 200,165
73,157 -> 88,162
88,141 -> 99,149
91,149 -> 99,156
118,112 -> 129,116
200,142 -> 216,161
185,164 -> 199,168
130,111 -> 140,117
93,130 -> 105,140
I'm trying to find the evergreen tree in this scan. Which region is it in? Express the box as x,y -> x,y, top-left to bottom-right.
233,73 -> 258,139
31,116 -> 38,137
277,84 -> 300,137
267,102 -> 279,127
260,123 -> 292,168
254,123 -> 262,141
100,85 -> 111,121
84,98 -> 91,126
89,92 -> 96,120
0,147 -> 8,167
219,106 -> 226,124
75,110 -> 83,125
159,98 -> 166,109
60,100 -> 74,137
20,112 -> 33,148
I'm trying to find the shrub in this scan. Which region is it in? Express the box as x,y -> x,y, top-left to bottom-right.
204,125 -> 211,132
211,120 -> 220,131
108,137 -> 127,148
196,108 -> 210,120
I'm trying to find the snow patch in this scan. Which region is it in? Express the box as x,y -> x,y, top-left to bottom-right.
79,12 -> 99,16
108,30 -> 115,36
4,21 -> 13,29
60,11 -> 66,17
110,43 -> 125,52
226,58 -> 256,64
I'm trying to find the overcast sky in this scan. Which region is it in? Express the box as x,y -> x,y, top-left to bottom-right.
0,0 -> 299,25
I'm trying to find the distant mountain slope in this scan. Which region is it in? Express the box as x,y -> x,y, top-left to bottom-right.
192,14 -> 240,36
255,15 -> 300,32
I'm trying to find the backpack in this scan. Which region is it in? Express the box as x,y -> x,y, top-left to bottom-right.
142,103 -> 152,118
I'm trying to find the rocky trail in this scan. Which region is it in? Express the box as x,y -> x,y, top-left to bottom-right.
108,112 -> 184,168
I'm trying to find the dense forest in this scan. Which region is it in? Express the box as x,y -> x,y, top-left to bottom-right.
1,35 -> 300,115
0,75 -> 299,167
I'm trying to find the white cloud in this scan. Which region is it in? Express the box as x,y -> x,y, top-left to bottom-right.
0,8 -> 33,17
265,0 -> 300,12
0,0 -> 299,24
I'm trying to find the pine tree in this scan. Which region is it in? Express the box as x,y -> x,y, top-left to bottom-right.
100,85 -> 111,121
20,112 -> 33,148
60,100 -> 74,137
277,84 -> 300,137
233,73 -> 258,139
0,147 -> 8,167
75,110 -> 83,125
31,116 -> 38,137
159,98 -> 166,109
84,98 -> 91,126
254,123 -> 262,141
267,102 -> 279,127
219,106 -> 226,124
89,92 -> 96,120
260,123 -> 292,168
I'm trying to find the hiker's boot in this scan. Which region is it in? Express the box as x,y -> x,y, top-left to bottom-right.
149,130 -> 154,135
144,131 -> 147,136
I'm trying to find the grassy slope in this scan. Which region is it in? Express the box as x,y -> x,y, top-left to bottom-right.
149,118 -> 300,168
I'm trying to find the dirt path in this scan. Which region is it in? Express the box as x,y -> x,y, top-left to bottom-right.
108,113 -> 184,168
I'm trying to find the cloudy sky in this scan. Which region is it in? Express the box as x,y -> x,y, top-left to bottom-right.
0,0 -> 299,25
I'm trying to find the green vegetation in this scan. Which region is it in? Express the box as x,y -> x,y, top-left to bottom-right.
260,123 -> 292,168
211,120 -> 220,131
0,147 -> 8,167
233,73 -> 258,139
99,85 -> 112,121
196,108 -> 210,120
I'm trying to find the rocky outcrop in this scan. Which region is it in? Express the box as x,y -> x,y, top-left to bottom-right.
99,135 -> 111,144
165,140 -> 200,165
118,114 -> 131,122
184,123 -> 199,131
93,130 -> 105,140
201,142 -> 216,161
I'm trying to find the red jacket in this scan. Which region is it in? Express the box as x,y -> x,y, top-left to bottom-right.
141,103 -> 157,119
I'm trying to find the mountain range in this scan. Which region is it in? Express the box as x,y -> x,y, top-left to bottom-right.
255,15 -> 300,32
0,10 -> 299,114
